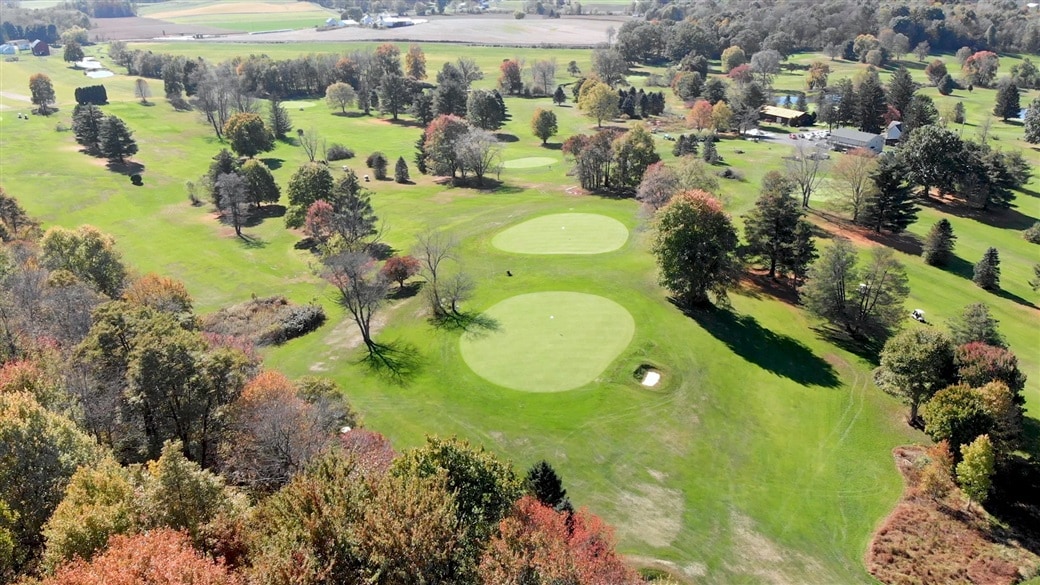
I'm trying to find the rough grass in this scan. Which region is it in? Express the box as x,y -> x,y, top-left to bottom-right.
867,446 -> 1040,585
201,295 -> 326,346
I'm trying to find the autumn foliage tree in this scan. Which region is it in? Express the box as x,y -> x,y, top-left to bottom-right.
380,255 -> 421,290
122,273 -> 193,315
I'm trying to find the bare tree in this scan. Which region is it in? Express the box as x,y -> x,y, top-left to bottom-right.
414,230 -> 458,318
323,251 -> 389,356
456,57 -> 484,86
786,143 -> 829,207
455,128 -> 501,187
298,128 -> 323,162
441,271 -> 474,316
216,173 -> 251,237
134,78 -> 151,104
606,25 -> 616,46
530,59 -> 557,96
829,147 -> 878,222
191,66 -> 232,139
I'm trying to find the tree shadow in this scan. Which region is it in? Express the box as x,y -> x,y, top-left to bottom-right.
237,233 -> 267,249
105,160 -> 145,175
739,272 -> 801,306
360,340 -> 423,385
985,454 -> 1040,556
810,324 -> 883,366
367,242 -> 395,260
541,142 -> 563,150
240,205 -> 285,227
494,133 -> 520,143
682,305 -> 840,387
259,157 -> 284,170
995,287 -> 1038,309
432,311 -> 500,335
387,118 -> 423,128
333,111 -> 368,118
919,197 -> 1038,230
387,281 -> 421,300
1018,186 -> 1040,199
938,254 -> 975,280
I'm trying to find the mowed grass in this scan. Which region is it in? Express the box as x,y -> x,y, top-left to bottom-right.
0,43 -> 1036,583
460,291 -> 635,392
492,212 -> 629,254
137,0 -> 337,33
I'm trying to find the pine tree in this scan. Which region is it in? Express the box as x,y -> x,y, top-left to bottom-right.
268,99 -> 293,140
887,66 -> 917,116
553,85 -> 567,105
525,460 -> 571,512
1025,97 -> 1040,144
72,104 -> 106,155
394,156 -> 410,183
742,171 -> 816,279
857,72 -> 888,133
98,115 -> 138,164
414,135 -> 428,174
993,79 -> 1021,121
702,135 -> 719,164
973,247 -> 1001,290
862,155 -> 918,233
922,219 -> 957,266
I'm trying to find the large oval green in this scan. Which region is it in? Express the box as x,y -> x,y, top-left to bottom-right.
492,213 -> 629,255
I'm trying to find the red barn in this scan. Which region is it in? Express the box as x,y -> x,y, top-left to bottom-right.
30,40 -> 49,56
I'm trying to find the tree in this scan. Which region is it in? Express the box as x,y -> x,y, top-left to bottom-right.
325,82 -> 357,114
223,112 -> 273,158
381,255 -> 421,290
0,392 -> 101,572
1025,97 -> 1040,144
133,78 -> 151,105
98,115 -> 138,164
498,59 -> 524,95
610,123 -> 659,188
636,162 -> 680,212
378,73 -> 412,120
887,67 -> 916,116
466,89 -> 506,131
948,303 -> 1005,347
913,41 -> 930,62
285,163 -> 333,229
424,114 -> 470,178
268,99 -> 292,140
122,273 -> 193,315
41,529 -> 243,585
922,219 -> 956,267
323,252 -> 388,356
902,94 -> 938,135
1032,263 -> 1040,292
327,170 -> 378,250
394,156 -> 410,183
957,435 -> 995,510
801,239 -> 910,341
963,51 -> 1000,87
41,225 -> 128,297
367,151 -> 389,180
973,247 -> 1001,290
743,171 -> 816,279
414,230 -> 459,319
922,384 -> 996,455
72,104 -> 106,156
63,41 -> 84,63
240,159 -> 280,208
749,49 -> 781,86
30,73 -> 56,115
937,74 -> 955,96
410,90 -> 435,126
578,81 -> 619,128
925,59 -> 948,86
787,143 -> 828,208
955,342 -> 1026,394
405,44 -> 427,80
686,100 -> 714,131
455,127 -> 501,187
531,108 -> 558,144
919,441 -> 955,501
702,134 -> 720,164
898,125 -> 963,198
525,460 -> 571,512
856,71 -> 888,133
297,128 -> 322,163
530,58 -> 557,95
553,85 -> 567,106
216,173 -> 251,237
830,148 -> 878,222
651,190 -> 740,307
861,154 -> 918,234
721,46 -> 747,73
806,61 -> 830,91
874,328 -> 956,423
711,101 -> 733,132
591,48 -> 628,87
993,79 -> 1021,121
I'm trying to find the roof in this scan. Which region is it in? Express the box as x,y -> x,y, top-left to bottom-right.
829,127 -> 881,144
885,121 -> 902,140
761,105 -> 808,119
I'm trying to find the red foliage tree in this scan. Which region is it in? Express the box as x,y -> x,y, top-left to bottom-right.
498,60 -> 523,95
380,255 -> 421,290
726,64 -> 753,84
335,428 -> 397,479
304,200 -> 336,245
479,496 -> 639,585
955,342 -> 1027,393
43,529 -> 243,585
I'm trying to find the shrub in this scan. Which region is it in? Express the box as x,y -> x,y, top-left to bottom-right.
203,296 -> 327,346
367,152 -> 389,180
514,10 -> 525,18
1024,221 -> 1040,244
326,144 -> 355,161
129,174 -> 143,186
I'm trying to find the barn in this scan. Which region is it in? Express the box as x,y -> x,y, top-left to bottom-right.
827,127 -> 884,154
759,105 -> 813,127
30,39 -> 49,56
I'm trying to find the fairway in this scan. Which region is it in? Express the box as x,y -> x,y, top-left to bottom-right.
492,213 -> 629,254
501,156 -> 559,169
460,292 -> 635,392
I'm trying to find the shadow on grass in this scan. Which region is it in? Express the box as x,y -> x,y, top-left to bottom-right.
920,197 -> 1038,230
237,233 -> 267,249
259,157 -> 284,170
105,160 -> 145,175
939,254 -> 976,280
810,324 -> 884,366
541,142 -> 563,150
360,340 -> 423,385
387,281 -> 421,300
995,287 -> 1038,309
985,453 -> 1040,556
240,204 -> 285,228
683,305 -> 840,387
386,118 -> 424,128
494,133 -> 520,143
432,311 -> 500,335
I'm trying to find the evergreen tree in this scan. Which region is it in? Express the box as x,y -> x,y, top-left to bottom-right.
742,171 -> 816,279
857,71 -> 888,133
862,155 -> 918,233
937,74 -> 955,96
702,135 -> 719,164
1024,97 -> 1040,144
922,219 -> 957,267
414,135 -> 429,174
553,85 -> 567,106
72,104 -> 105,156
887,66 -> 916,116
836,79 -> 858,127
268,99 -> 293,140
948,302 -> 1005,347
207,149 -> 240,208
98,115 -> 138,164
902,94 -> 938,135
993,79 -> 1021,121
394,156 -> 410,183
524,461 -> 571,512
973,247 -> 1001,290
410,91 -> 435,126
639,92 -> 650,117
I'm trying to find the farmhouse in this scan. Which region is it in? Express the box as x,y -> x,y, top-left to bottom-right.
30,40 -> 49,56
828,127 -> 884,154
760,105 -> 813,127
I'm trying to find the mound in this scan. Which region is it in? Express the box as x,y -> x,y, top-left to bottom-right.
492,213 -> 628,255
460,292 -> 635,392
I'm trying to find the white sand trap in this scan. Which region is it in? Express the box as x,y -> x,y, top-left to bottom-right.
86,71 -> 114,79
641,371 -> 661,387
501,156 -> 558,169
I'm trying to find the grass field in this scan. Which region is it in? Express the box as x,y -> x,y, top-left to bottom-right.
460,291 -> 636,391
137,0 -> 337,33
0,41 -> 1036,583
492,212 -> 629,254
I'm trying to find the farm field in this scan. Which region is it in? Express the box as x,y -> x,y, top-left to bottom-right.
0,38 -> 1038,583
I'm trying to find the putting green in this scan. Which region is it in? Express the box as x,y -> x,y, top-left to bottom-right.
460,292 -> 635,392
282,100 -> 316,109
492,213 -> 628,255
501,156 -> 558,169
